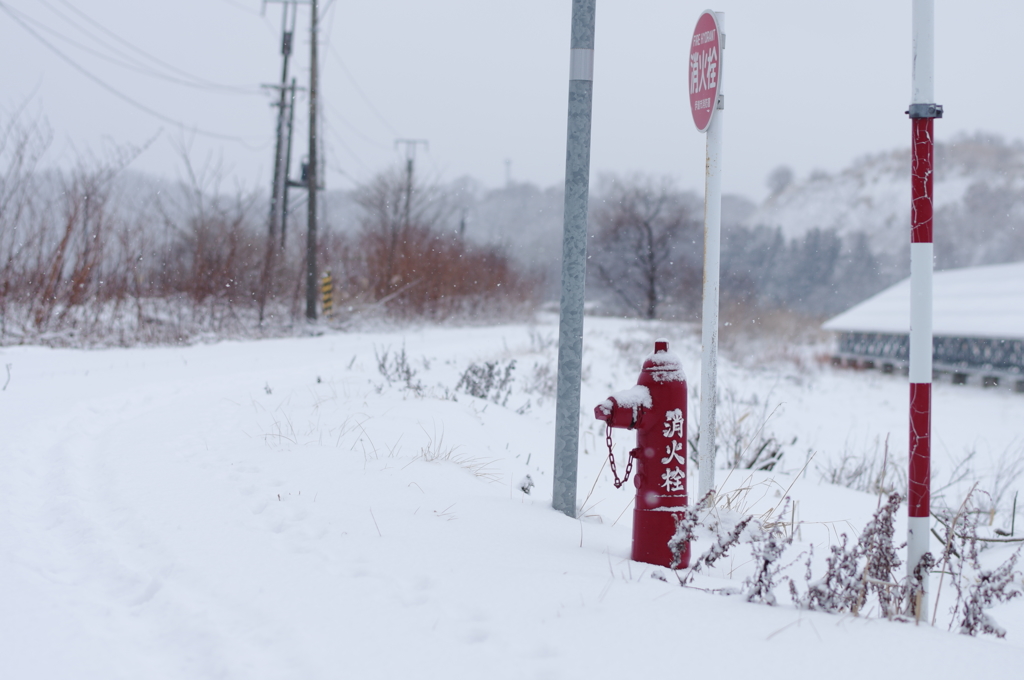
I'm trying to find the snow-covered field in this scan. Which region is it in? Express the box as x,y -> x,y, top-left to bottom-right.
3,315 -> 1024,679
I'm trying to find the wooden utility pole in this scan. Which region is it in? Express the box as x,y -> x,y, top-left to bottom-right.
258,1 -> 297,323
270,2 -> 296,242
305,0 -> 320,321
394,139 -> 429,230
282,77 -> 299,248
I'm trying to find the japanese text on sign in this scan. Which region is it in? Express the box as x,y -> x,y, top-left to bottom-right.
689,45 -> 718,97
663,408 -> 684,438
661,467 -> 686,493
662,441 -> 686,466
660,410 -> 686,494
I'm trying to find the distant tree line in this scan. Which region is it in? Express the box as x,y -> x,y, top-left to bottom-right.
0,113 -> 535,346
586,173 -> 899,321
12,113 -> 1023,346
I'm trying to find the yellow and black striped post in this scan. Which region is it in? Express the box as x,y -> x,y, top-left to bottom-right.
321,270 -> 333,317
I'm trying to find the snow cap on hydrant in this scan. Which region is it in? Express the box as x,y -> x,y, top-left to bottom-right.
594,338 -> 689,568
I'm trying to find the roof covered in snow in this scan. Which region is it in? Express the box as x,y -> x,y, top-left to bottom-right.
823,261 -> 1024,339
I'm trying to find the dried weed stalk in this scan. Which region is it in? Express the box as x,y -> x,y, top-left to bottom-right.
745,522 -> 794,606
959,550 -> 1022,638
794,493 -> 904,617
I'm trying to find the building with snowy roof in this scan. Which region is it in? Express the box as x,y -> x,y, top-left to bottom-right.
822,261 -> 1024,390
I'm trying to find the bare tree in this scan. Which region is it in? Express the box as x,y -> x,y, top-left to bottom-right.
0,109 -> 52,336
335,165 -> 536,319
589,174 -> 701,319
352,165 -> 451,302
153,141 -> 264,325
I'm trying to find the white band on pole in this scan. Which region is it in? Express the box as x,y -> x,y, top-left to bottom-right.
907,514 -> 931,598
912,0 -> 934,104
908,242 -> 934,383
569,48 -> 594,81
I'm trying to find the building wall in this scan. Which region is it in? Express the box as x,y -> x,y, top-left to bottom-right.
836,332 -> 1024,375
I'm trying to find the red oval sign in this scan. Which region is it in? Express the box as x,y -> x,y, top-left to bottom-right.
689,11 -> 721,132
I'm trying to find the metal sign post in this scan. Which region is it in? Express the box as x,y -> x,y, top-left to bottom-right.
907,0 -> 941,621
552,0 -> 597,518
690,10 -> 724,501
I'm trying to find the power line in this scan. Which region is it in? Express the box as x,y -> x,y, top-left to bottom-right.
0,1 -> 264,146
323,98 -> 390,151
326,43 -> 401,138
21,1 -> 262,95
317,1 -> 391,151
219,0 -> 263,16
46,0 -> 261,95
324,158 -> 360,188
322,117 -> 371,173
421,144 -> 446,179
22,4 -> 159,74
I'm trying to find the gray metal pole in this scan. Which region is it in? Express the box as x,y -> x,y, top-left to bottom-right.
552,0 -> 596,518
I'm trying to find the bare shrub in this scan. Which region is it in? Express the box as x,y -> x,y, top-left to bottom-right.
520,360 -> 556,402
1,128 -> 154,340
153,146 -> 263,313
456,360 -> 516,406
668,493 -> 710,570
374,344 -> 422,394
818,435 -> 904,496
348,224 -> 534,320
338,166 -> 537,321
795,493 -> 904,617
0,109 -> 52,337
745,523 -> 793,606
930,487 -> 1024,635
976,443 -> 1024,524
689,389 -> 793,472
668,486 -> 1021,636
932,496 -> 1023,637
959,551 -> 1022,638
859,493 -> 905,617
672,493 -> 751,579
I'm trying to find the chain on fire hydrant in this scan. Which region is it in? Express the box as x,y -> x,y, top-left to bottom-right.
594,338 -> 689,569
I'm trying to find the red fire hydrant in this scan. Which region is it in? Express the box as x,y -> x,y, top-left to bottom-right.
594,339 -> 689,568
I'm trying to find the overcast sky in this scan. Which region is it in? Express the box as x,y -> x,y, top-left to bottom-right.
1,1 -> 1021,201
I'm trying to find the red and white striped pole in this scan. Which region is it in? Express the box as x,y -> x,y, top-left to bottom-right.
907,0 -> 941,620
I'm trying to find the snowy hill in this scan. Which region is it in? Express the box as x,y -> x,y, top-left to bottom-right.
746,133 -> 1024,264
3,318 -> 1024,678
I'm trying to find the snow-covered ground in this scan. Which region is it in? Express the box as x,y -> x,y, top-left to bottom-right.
3,315 -> 1024,679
